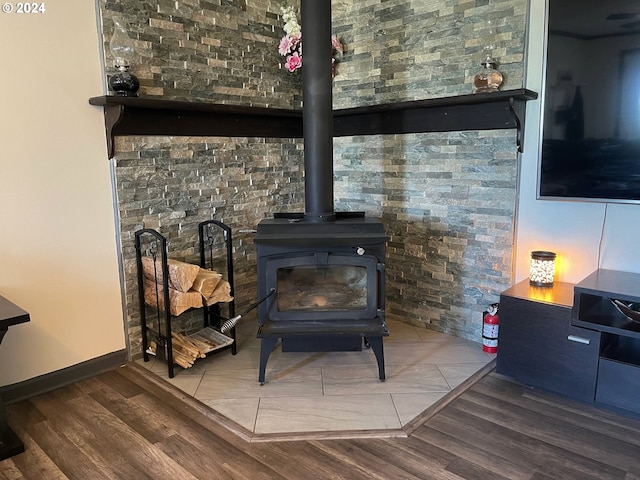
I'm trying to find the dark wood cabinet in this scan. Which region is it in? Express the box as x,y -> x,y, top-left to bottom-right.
498,271 -> 640,417
572,269 -> 640,414
496,280 -> 601,402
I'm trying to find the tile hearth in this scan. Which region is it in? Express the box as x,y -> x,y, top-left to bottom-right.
137,318 -> 494,437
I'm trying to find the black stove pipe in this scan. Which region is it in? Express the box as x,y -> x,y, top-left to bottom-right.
301,0 -> 336,223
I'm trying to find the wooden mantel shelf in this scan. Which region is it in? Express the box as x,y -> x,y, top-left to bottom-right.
88,96 -> 303,158
89,88 -> 537,158
333,89 -> 537,152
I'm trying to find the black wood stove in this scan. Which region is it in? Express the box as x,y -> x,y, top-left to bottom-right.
255,0 -> 389,383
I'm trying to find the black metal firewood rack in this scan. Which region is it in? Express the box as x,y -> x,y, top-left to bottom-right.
198,219 -> 237,355
135,220 -> 237,378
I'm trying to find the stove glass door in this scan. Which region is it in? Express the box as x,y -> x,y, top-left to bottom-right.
277,264 -> 367,312
264,252 -> 379,321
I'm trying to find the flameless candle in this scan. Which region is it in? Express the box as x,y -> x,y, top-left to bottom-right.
529,251 -> 556,287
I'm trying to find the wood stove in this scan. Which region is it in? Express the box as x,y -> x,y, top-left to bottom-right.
255,213 -> 388,382
254,0 -> 388,384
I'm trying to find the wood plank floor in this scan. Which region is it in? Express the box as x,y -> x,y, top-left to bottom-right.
2,362 -> 640,479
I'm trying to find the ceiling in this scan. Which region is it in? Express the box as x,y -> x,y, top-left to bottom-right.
549,0 -> 640,38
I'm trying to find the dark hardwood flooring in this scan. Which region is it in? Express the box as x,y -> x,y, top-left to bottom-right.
2,362 -> 640,479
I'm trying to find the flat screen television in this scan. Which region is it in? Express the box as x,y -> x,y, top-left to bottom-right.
538,0 -> 640,204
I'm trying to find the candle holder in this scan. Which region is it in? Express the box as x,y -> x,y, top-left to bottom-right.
529,251 -> 556,287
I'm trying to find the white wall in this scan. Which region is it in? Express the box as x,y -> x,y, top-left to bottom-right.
0,2 -> 126,386
515,0 -> 640,284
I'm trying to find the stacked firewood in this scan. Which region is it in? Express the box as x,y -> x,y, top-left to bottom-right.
141,256 -> 234,368
170,332 -> 211,369
141,256 -> 233,316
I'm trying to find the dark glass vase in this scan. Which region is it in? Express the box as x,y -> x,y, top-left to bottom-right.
109,67 -> 139,97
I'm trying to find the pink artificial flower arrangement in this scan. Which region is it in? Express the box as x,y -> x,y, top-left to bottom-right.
278,5 -> 344,76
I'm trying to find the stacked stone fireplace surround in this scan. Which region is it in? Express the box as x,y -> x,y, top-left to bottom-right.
100,0 -> 527,358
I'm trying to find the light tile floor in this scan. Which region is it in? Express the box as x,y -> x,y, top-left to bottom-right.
137,318 -> 494,435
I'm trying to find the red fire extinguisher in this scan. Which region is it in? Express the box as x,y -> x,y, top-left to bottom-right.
482,303 -> 499,354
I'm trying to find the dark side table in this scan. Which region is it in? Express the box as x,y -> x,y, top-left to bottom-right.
496,280 -> 601,402
0,295 -> 30,460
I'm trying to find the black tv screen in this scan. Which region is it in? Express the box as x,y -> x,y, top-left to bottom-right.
539,0 -> 640,203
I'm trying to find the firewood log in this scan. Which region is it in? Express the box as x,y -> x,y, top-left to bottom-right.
141,256 -> 200,293
172,345 -> 197,363
205,280 -> 233,306
143,278 -> 203,316
171,336 -> 198,357
173,352 -> 194,369
171,333 -> 206,358
190,269 -> 222,299
188,336 -> 213,354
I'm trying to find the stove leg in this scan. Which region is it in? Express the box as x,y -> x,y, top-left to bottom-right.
258,337 -> 278,384
365,336 -> 385,381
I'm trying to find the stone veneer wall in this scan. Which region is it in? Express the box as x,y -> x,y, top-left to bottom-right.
99,0 -> 302,107
333,130 -> 518,340
99,0 -> 306,356
331,0 -> 526,105
330,0 -> 526,340
98,0 -> 528,355
115,136 -> 304,356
